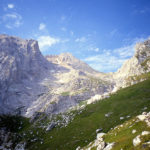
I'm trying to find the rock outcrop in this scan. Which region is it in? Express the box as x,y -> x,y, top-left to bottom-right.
114,39 -> 150,88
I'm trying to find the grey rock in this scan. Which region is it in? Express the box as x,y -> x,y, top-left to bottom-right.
46,122 -> 56,131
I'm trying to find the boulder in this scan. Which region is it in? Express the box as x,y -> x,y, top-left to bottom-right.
133,135 -> 141,146
46,122 -> 56,131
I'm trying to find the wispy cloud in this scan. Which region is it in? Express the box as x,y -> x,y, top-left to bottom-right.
8,4 -> 14,9
75,37 -> 86,42
132,7 -> 150,15
83,38 -> 146,72
85,55 -> 126,72
3,13 -> 22,29
88,46 -> 100,52
39,23 -> 46,30
37,35 -> 60,51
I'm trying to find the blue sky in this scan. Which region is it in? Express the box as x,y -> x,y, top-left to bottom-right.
0,0 -> 150,72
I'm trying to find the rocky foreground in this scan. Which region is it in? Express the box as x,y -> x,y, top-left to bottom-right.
78,112 -> 150,150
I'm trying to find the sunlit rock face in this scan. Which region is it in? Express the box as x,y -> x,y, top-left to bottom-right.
113,39 -> 150,88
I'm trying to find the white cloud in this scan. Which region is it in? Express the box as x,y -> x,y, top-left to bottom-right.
37,35 -> 60,51
39,23 -> 46,30
84,53 -> 127,72
88,46 -> 100,52
75,37 -> 86,42
83,42 -> 137,72
3,13 -> 22,28
8,4 -> 14,9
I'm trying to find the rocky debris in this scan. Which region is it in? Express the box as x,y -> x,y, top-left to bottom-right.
77,132 -> 115,150
105,112 -> 113,118
46,122 -> 56,131
96,128 -> 103,133
133,127 -> 150,147
14,142 -> 26,150
120,117 -> 124,120
133,135 -> 141,146
141,131 -> 150,136
0,128 -> 18,150
86,93 -> 110,105
137,112 -> 150,127
132,129 -> 136,134
103,143 -> 115,150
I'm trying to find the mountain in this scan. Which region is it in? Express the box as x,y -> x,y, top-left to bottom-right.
113,39 -> 150,88
0,34 -> 150,150
0,34 -> 113,116
1,73 -> 150,150
0,34 -> 53,114
46,52 -> 100,74
0,34 -> 150,117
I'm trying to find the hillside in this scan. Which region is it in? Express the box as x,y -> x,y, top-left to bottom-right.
0,73 -> 150,150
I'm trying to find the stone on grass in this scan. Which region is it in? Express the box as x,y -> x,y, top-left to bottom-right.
133,135 -> 141,146
132,129 -> 136,134
141,131 -> 150,136
103,143 -> 115,150
97,133 -> 106,140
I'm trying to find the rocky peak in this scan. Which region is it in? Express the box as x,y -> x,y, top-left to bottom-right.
114,39 -> 150,88
58,52 -> 75,62
135,39 -> 150,62
0,34 -> 51,114
46,52 -> 99,74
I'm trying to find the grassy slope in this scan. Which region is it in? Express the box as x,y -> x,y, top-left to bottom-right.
25,75 -> 150,150
104,118 -> 150,150
83,117 -> 150,150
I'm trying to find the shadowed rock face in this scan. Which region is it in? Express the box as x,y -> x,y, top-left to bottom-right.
0,34 -> 51,114
0,34 -> 150,116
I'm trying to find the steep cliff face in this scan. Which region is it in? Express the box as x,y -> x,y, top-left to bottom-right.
0,34 -> 50,114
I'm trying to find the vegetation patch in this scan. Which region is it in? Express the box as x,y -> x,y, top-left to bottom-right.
104,118 -> 150,150
61,91 -> 70,96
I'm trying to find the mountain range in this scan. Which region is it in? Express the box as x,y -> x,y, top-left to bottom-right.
0,34 -> 150,116
0,34 -> 150,150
